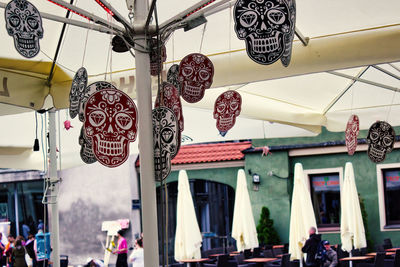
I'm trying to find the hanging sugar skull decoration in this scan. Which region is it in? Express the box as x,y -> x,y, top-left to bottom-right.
345,115 -> 359,156
149,38 -> 167,76
69,67 -> 88,119
152,107 -> 179,181
155,82 -> 184,132
84,88 -> 138,168
234,0 -> 296,66
213,90 -> 242,135
5,0 -> 43,58
78,126 -> 97,164
179,53 -> 214,103
167,64 -> 181,94
366,121 -> 395,163
79,81 -> 116,122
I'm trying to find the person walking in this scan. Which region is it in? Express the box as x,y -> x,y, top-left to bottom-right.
24,235 -> 36,267
11,239 -> 27,267
5,235 -> 15,267
302,227 -> 321,267
113,230 -> 128,267
0,233 -> 5,267
128,238 -> 143,267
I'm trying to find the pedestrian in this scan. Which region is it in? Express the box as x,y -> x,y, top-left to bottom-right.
302,227 -> 321,267
128,238 -> 143,267
5,235 -> 15,267
112,230 -> 128,267
11,239 -> 27,267
0,233 -> 5,267
322,241 -> 337,267
24,235 -> 36,267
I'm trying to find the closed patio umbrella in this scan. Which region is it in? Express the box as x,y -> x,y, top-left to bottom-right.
340,162 -> 366,252
289,163 -> 317,261
232,169 -> 259,252
174,170 -> 202,261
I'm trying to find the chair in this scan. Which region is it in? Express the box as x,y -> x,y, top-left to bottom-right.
273,248 -> 284,257
244,249 -> 252,259
358,252 -> 386,267
263,249 -> 274,258
203,254 -> 229,267
384,239 -> 394,249
253,247 -> 261,258
384,249 -> 400,267
234,253 -> 256,267
336,245 -> 349,267
351,249 -> 361,256
266,253 -> 290,267
375,244 -> 386,252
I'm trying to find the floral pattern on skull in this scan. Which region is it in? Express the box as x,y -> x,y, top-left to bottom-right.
84,88 -> 137,168
152,107 -> 179,181
234,0 -> 296,66
213,90 -> 242,133
78,126 -> 97,164
69,67 -> 88,119
179,53 -> 214,103
149,38 -> 166,76
345,114 -> 359,156
367,121 -> 395,163
167,64 -> 181,94
5,0 -> 43,58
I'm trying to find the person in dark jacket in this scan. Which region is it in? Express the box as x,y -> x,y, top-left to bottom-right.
11,239 -> 27,267
302,227 -> 321,267
322,241 -> 337,267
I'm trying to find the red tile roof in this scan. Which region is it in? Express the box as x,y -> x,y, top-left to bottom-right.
135,141 -> 251,167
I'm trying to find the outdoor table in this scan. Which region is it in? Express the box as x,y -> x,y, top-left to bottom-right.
367,252 -> 395,256
386,248 -> 400,252
231,251 -> 240,254
273,245 -> 284,249
208,253 -> 225,258
244,257 -> 278,267
340,256 -> 374,261
179,258 -> 210,267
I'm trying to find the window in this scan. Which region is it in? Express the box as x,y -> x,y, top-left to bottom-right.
304,167 -> 343,232
376,163 -> 400,230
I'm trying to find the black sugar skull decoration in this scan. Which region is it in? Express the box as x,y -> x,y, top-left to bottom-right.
367,121 -> 395,163
167,64 -> 181,94
69,67 -> 88,119
78,126 -> 97,164
152,107 -> 179,181
234,0 -> 296,66
5,0 -> 43,58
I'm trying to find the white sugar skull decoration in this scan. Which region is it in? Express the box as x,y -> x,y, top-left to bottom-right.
5,0 -> 43,58
213,90 -> 242,134
79,81 -> 116,122
149,38 -> 167,76
69,67 -> 88,119
78,126 -> 97,164
167,64 -> 181,94
179,53 -> 214,103
367,121 -> 395,163
152,107 -> 179,181
84,88 -> 138,168
345,115 -> 359,156
234,0 -> 296,66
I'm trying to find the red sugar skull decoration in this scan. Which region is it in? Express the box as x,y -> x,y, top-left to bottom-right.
179,53 -> 214,103
149,38 -> 166,76
84,88 -> 138,168
155,82 -> 184,132
213,90 -> 242,134
345,115 -> 359,155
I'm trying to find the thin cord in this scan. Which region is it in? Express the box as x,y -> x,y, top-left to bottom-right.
81,22 -> 91,67
199,22 -> 207,53
386,89 -> 397,122
35,112 -> 38,139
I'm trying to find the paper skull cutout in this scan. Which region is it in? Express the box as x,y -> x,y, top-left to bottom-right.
5,0 -> 43,58
179,53 -> 214,103
79,81 -> 117,122
367,121 -> 395,163
78,126 -> 97,164
152,107 -> 179,181
69,67 -> 88,119
345,115 -> 359,156
149,38 -> 167,76
213,90 -> 242,133
84,88 -> 138,168
234,0 -> 296,66
155,82 -> 184,132
167,64 -> 181,94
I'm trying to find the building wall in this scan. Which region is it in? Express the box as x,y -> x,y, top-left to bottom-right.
58,154 -> 139,265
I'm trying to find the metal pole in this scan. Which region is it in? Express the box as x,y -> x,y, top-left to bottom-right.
134,0 -> 160,266
48,110 -> 60,267
14,187 -> 19,236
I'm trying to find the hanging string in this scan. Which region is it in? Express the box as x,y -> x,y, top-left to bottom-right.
172,32 -> 175,64
81,21 -> 92,67
385,89 -> 397,122
199,22 -> 208,53
57,110 -> 62,175
228,3 -> 233,91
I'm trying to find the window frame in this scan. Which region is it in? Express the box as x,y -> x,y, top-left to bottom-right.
376,163 -> 400,231
303,167 -> 343,233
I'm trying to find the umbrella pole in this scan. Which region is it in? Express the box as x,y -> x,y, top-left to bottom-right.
48,109 -> 60,267
134,0 -> 160,266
